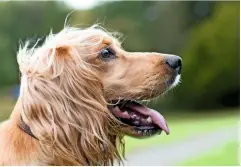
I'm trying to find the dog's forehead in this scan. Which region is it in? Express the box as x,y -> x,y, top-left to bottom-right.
102,37 -> 112,45
87,34 -> 120,48
101,36 -> 121,48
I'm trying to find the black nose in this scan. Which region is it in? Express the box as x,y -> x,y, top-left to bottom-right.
165,55 -> 182,74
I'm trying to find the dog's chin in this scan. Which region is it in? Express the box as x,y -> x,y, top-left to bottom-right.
168,74 -> 181,90
108,74 -> 180,138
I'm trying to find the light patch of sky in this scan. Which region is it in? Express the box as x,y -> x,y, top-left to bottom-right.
63,0 -> 102,10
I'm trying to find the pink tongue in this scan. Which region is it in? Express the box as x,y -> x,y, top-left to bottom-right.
126,102 -> 170,135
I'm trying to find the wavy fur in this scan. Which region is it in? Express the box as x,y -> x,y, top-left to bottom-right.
17,25 -> 124,165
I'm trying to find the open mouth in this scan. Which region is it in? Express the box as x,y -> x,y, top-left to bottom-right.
108,100 -> 169,137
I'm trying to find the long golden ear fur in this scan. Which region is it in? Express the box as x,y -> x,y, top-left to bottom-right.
18,42 -> 124,165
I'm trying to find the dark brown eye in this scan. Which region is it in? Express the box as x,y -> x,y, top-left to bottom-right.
99,48 -> 116,61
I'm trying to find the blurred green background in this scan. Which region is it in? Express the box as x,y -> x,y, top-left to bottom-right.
0,1 -> 239,166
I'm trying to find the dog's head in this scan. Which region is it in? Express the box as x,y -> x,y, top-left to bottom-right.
62,25 -> 181,137
17,25 -> 181,165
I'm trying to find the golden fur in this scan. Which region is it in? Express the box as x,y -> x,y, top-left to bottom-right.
0,25 -> 177,165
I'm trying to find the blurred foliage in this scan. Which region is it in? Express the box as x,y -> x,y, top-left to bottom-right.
72,1 -> 195,53
0,1 -> 239,110
174,2 -> 240,109
0,1 -> 70,86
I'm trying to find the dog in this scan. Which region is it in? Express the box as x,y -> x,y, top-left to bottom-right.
0,25 -> 182,165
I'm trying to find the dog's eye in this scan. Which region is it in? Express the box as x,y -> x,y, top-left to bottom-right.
99,48 -> 116,61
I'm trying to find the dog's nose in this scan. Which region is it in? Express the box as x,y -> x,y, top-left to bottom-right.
165,55 -> 182,74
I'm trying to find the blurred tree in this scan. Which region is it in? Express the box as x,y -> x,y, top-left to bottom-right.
170,1 -> 240,110
0,1 -> 70,86
72,1 -> 197,53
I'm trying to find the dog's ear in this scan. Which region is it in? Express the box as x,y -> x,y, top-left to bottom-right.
49,45 -> 72,60
39,45 -> 75,78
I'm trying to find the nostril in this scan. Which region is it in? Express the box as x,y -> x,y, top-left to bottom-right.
166,59 -> 180,69
177,59 -> 182,67
176,59 -> 182,74
165,56 -> 182,74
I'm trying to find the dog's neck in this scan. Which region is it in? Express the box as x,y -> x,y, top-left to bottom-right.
10,99 -> 37,139
9,98 -> 122,165
18,116 -> 38,140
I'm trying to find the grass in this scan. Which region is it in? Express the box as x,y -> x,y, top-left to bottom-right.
179,140 -> 240,166
124,110 -> 239,153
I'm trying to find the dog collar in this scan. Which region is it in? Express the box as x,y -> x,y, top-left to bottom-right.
18,116 -> 38,140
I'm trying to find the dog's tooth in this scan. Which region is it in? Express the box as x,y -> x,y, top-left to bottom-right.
131,114 -> 137,119
137,130 -> 142,134
146,116 -> 152,123
133,120 -> 140,125
147,130 -> 150,135
122,111 -> 129,115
